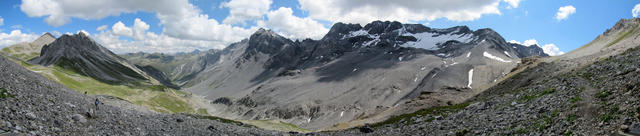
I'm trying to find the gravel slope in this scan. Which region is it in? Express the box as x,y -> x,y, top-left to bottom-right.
0,55 -> 282,135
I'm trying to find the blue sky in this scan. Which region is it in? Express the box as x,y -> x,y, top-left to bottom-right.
0,0 -> 638,55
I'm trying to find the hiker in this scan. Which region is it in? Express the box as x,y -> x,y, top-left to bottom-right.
94,98 -> 100,110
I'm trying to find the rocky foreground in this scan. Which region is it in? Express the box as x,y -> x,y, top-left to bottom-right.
321,47 -> 640,135
0,55 -> 282,136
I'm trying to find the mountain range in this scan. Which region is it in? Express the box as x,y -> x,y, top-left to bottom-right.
125,21 -> 548,129
2,18 -> 640,135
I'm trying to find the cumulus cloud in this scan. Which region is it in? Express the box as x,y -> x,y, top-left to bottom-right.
541,43 -> 564,56
96,25 -> 108,31
556,5 -> 576,21
221,0 -> 272,25
258,7 -> 329,40
511,38 -> 564,56
20,0 -> 255,45
503,0 -> 521,8
94,19 -> 226,53
0,30 -> 39,48
507,40 -> 521,44
523,39 -> 538,46
633,3 -> 640,18
298,0 -> 502,25
111,21 -> 133,37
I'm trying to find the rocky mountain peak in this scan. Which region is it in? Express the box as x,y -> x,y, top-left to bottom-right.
603,18 -> 640,36
31,33 -> 56,47
30,33 -> 150,84
323,22 -> 363,40
363,20 -> 404,34
247,28 -> 294,55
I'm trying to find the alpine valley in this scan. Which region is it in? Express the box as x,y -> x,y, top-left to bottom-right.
2,16 -> 640,135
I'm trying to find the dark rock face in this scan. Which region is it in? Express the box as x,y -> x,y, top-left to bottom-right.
211,97 -> 233,106
136,65 -> 178,89
30,33 -> 148,84
509,43 -> 549,58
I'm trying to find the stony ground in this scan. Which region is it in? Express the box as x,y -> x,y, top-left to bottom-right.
319,47 -> 640,135
0,55 -> 283,136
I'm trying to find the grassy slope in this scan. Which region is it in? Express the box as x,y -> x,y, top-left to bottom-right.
1,43 -> 41,61
12,59 -> 201,114
239,120 -> 312,133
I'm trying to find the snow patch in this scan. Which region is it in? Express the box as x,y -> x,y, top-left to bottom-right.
504,51 -> 512,58
340,111 -> 344,117
466,52 -> 471,58
467,69 -> 474,89
398,56 -> 403,61
399,31 -> 473,50
352,68 -> 358,72
483,52 -> 512,63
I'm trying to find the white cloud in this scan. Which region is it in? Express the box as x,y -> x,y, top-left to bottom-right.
541,43 -> 564,56
96,25 -> 108,31
77,30 -> 90,36
523,39 -> 538,46
0,16 -> 3,26
503,0 -> 521,8
258,7 -> 329,40
132,18 -> 150,40
20,0 -> 255,45
298,0 -> 502,25
0,30 -> 40,48
556,5 -> 576,21
507,40 -> 521,44
221,0 -> 272,25
94,19 -> 226,53
633,3 -> 640,18
111,21 -> 133,37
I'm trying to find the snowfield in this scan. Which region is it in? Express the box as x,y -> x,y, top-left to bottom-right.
399,32 -> 473,50
483,52 -> 512,62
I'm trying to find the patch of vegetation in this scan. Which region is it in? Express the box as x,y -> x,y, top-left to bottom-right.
564,130 -> 573,136
595,91 -> 610,99
569,96 -> 581,103
239,120 -> 311,133
146,94 -> 194,113
600,104 -> 620,122
455,129 -> 470,136
0,88 -> 15,99
606,25 -> 637,47
146,85 -> 168,92
371,102 -> 470,127
566,114 -> 578,124
196,108 -> 208,115
515,128 -> 529,134
519,88 -> 555,102
534,110 -> 560,131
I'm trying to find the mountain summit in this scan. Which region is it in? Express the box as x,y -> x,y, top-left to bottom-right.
30,33 -> 156,84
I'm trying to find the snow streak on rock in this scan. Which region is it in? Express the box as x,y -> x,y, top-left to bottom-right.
467,68 -> 474,89
483,52 -> 512,63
